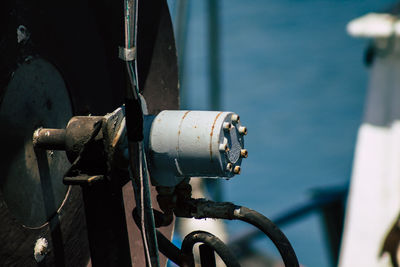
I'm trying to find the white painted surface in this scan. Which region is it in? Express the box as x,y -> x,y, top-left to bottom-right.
347,13 -> 398,38
340,37 -> 400,266
340,123 -> 400,266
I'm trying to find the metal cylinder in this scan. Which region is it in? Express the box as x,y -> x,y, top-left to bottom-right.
32,128 -> 66,150
144,110 -> 247,187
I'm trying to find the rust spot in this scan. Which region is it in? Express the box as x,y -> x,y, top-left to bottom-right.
182,111 -> 190,120
209,112 -> 223,161
177,111 -> 191,153
178,111 -> 191,136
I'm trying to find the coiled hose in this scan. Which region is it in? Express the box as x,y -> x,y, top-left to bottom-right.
232,206 -> 299,267
183,199 -> 299,267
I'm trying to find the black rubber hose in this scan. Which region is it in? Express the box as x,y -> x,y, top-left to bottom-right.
232,206 -> 299,267
181,231 -> 240,267
156,230 -> 185,266
132,208 -> 189,266
184,199 -> 299,266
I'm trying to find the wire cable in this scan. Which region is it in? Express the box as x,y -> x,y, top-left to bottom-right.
123,0 -> 160,266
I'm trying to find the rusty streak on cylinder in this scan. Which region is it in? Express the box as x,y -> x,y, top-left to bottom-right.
177,111 -> 191,136
209,112 -> 223,161
176,111 -> 191,153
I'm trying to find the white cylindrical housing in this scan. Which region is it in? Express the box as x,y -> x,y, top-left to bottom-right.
144,110 -> 247,187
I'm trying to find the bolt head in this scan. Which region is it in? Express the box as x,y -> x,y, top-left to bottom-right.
234,166 -> 241,174
223,122 -> 232,131
240,149 -> 248,158
219,143 -> 228,152
238,126 -> 247,135
226,163 -> 233,172
231,114 -> 240,123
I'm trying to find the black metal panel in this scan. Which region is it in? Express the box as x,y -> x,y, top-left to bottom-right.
0,0 -> 178,265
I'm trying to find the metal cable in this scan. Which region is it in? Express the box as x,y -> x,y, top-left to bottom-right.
123,0 -> 160,265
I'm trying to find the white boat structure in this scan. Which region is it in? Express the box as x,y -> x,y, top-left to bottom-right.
340,12 -> 400,267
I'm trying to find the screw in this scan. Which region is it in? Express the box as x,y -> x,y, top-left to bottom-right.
223,122 -> 232,132
238,126 -> 247,135
234,166 -> 241,174
240,149 -> 248,158
226,163 -> 233,172
231,114 -> 240,124
219,143 -> 228,152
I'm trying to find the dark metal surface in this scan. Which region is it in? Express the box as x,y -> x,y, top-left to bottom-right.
33,112 -> 133,266
138,0 -> 179,113
0,0 -> 178,265
0,58 -> 72,228
82,182 -> 132,267
64,116 -> 104,163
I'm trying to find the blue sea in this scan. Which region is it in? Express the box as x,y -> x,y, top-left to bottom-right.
168,1 -> 396,266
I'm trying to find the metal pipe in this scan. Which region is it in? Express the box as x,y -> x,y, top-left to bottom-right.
33,128 -> 66,150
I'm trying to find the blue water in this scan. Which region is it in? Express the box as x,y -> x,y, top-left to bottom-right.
168,1 -> 396,266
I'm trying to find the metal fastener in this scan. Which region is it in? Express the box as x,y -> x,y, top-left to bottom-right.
238,126 -> 247,135
219,143 -> 228,152
226,163 -> 233,172
234,166 -> 241,174
223,122 -> 232,131
231,114 -> 240,124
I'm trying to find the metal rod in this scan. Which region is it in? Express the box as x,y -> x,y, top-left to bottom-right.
33,128 -> 66,150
